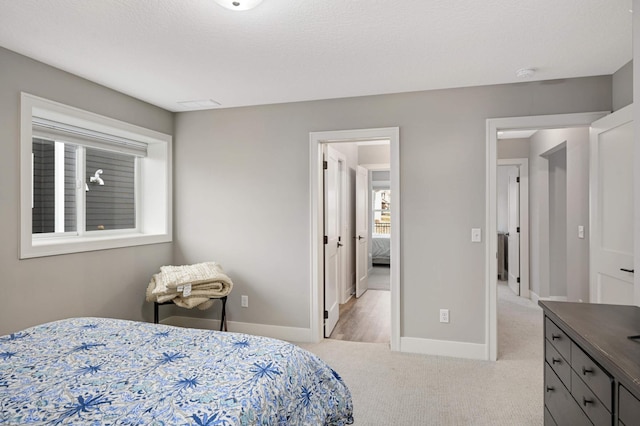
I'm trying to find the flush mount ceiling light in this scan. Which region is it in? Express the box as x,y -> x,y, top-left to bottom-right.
213,0 -> 263,11
515,68 -> 536,79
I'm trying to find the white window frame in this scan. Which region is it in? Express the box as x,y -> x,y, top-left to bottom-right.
20,93 -> 172,259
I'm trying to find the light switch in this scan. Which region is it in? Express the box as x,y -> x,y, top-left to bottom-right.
471,228 -> 482,243
578,225 -> 585,239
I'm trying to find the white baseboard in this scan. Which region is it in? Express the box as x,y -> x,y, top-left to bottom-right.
161,316 -> 313,342
544,296 -> 568,301
529,291 -> 567,305
400,336 -> 487,360
530,291 -> 540,305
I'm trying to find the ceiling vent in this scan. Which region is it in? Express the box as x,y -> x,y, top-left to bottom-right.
177,99 -> 222,110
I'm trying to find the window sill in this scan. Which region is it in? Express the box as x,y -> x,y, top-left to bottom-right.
21,232 -> 171,259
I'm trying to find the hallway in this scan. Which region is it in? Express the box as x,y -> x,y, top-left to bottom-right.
329,266 -> 390,343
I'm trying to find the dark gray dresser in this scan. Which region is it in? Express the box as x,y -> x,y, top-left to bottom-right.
539,301 -> 640,425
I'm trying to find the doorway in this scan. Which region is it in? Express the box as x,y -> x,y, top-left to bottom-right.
328,155 -> 392,343
309,127 -> 400,350
497,159 -> 529,300
487,112 -> 608,361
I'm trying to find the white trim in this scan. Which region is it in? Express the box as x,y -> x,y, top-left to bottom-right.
529,290 -> 540,306
20,92 -> 173,259
309,127 -> 400,351
161,316 -> 313,342
497,158 -> 530,300
54,141 -> 65,233
400,337 -> 486,360
538,295 -> 569,302
486,111 -> 608,361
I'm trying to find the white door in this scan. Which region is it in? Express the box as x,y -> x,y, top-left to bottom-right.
355,165 -> 369,298
507,168 -> 520,296
324,146 -> 341,336
590,105 -> 634,305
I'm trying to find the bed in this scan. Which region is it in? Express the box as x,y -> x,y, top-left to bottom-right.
372,233 -> 390,265
0,317 -> 354,425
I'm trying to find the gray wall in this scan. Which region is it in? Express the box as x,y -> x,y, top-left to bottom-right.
174,76 -> 611,345
528,128 -> 590,301
548,147 -> 568,297
613,60 -> 633,111
0,47 -> 174,335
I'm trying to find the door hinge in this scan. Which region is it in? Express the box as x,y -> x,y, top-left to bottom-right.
517,277 -> 520,283
323,235 -> 328,244
516,177 -> 520,183
324,310 -> 329,319
517,227 -> 520,233
323,160 -> 328,170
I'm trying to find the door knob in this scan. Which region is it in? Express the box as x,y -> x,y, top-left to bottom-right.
357,235 -> 364,240
337,242 -> 343,247
620,268 -> 635,273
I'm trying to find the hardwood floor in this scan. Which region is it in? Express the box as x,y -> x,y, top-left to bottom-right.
329,289 -> 390,343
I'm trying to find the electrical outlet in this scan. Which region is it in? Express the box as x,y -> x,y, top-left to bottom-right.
241,295 -> 248,308
440,309 -> 449,323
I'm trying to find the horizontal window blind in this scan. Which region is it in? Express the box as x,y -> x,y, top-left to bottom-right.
32,117 -> 148,157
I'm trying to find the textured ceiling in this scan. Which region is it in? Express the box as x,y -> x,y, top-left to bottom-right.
0,0 -> 632,111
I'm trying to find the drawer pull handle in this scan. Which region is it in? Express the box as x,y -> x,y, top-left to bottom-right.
582,397 -> 594,406
551,334 -> 561,340
546,386 -> 555,393
582,366 -> 594,375
551,358 -> 561,365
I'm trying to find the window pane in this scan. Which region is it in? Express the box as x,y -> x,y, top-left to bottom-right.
373,189 -> 391,234
32,138 -> 77,234
85,148 -> 136,231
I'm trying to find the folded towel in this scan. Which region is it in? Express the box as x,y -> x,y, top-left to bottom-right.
146,262 -> 233,310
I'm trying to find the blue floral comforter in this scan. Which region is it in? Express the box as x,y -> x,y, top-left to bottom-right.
0,318 -> 353,425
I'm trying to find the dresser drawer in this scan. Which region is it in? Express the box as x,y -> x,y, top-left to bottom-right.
571,341 -> 613,411
545,317 -> 571,360
544,363 -> 591,426
545,340 -> 571,388
619,385 -> 640,426
571,370 -> 611,425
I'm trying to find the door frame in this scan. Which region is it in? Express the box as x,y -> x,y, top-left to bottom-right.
497,158 -> 529,299
310,127 -> 400,350
486,111 -> 607,361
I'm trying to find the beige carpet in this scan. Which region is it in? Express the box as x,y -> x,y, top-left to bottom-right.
298,282 -> 543,425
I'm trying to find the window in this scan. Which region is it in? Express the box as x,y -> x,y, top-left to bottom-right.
373,189 -> 390,234
21,93 -> 172,258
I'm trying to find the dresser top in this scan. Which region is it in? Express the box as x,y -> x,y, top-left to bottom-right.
539,301 -> 640,398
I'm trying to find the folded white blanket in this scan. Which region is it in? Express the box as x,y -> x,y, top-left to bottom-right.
146,262 -> 233,310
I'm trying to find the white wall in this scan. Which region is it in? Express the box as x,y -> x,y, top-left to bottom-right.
174,76 -> 611,345
498,138 -> 530,159
359,144 -> 390,165
613,60 -> 633,112
634,0 -> 640,307
529,128 -> 590,301
0,47 -> 174,335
